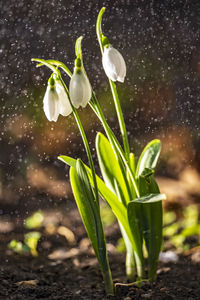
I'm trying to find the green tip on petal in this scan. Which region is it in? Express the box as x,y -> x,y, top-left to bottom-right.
75,58 -> 82,68
48,76 -> 55,87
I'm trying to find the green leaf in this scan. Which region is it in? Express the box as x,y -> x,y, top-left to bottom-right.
58,155 -> 134,247
140,167 -> 154,179
129,152 -> 136,174
70,159 -> 114,295
132,193 -> 166,204
70,159 -> 105,268
129,191 -> 165,280
59,154 -> 146,278
136,139 -> 161,178
96,132 -> 130,206
127,201 -> 145,278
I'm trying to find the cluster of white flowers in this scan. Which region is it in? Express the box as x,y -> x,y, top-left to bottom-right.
43,46 -> 126,122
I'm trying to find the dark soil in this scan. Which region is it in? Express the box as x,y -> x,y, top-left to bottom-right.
0,248 -> 200,300
0,202 -> 200,300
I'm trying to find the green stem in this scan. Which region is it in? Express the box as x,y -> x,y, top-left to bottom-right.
60,78 -> 100,207
119,222 -> 137,281
126,251 -> 136,281
109,80 -> 130,162
96,8 -> 130,162
103,267 -> 114,295
60,78 -> 114,294
96,7 -> 105,54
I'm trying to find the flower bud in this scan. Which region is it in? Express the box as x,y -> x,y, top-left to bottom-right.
102,45 -> 126,82
69,66 -> 92,109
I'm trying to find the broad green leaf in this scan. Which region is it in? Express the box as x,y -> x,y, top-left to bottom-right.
59,155 -> 133,246
59,155 -> 76,168
127,201 -> 145,278
136,139 -> 161,178
96,132 -> 131,206
147,177 -> 163,280
130,176 -> 165,281
60,155 -> 146,277
70,159 -> 107,269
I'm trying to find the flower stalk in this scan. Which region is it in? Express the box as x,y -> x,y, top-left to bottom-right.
96,7 -> 130,162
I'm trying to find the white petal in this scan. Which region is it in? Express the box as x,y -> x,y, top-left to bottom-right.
69,71 -> 91,109
69,73 -> 83,108
102,46 -> 126,82
102,48 -> 118,81
81,74 -> 92,108
56,83 -> 72,116
117,51 -> 126,82
43,86 -> 59,122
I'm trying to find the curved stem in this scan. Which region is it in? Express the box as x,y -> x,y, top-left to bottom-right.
96,7 -> 106,54
96,8 -> 130,162
60,77 -> 100,207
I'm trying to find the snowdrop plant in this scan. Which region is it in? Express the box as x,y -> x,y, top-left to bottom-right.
32,7 -> 166,296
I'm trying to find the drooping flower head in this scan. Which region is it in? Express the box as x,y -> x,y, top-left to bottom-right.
43,77 -> 59,122
69,58 -> 92,109
102,40 -> 126,83
43,75 -> 72,122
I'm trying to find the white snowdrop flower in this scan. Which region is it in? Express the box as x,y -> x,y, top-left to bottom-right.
102,45 -> 126,82
56,81 -> 72,117
43,81 -> 59,122
69,61 -> 92,109
43,77 -> 73,122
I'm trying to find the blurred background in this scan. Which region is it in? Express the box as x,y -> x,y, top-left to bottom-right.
0,0 -> 200,246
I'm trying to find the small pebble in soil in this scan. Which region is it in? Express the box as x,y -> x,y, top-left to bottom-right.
159,251 -> 179,263
141,292 -> 152,298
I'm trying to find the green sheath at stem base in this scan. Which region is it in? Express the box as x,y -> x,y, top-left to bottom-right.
126,251 -> 136,282
103,267 -> 114,296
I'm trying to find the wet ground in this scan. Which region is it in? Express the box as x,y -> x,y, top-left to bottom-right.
0,201 -> 200,300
